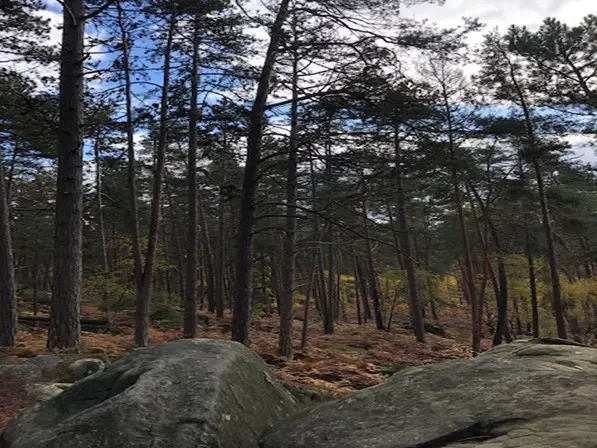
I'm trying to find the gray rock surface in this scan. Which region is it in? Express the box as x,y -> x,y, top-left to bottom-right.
0,355 -> 61,384
261,338 -> 597,448
68,357 -> 105,381
25,383 -> 72,402
0,339 -> 298,448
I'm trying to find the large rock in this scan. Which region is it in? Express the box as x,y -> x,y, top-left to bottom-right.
1,339 -> 298,448
67,358 -> 106,381
262,338 -> 597,448
0,355 -> 61,384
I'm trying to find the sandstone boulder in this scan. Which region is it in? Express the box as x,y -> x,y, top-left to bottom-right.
262,338 -> 597,448
1,339 -> 298,448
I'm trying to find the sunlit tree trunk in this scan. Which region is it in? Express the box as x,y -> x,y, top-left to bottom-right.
48,0 -> 85,350
135,14 -> 175,347
231,0 -> 292,345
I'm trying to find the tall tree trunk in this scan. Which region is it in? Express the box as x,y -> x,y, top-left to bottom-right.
300,256 -> 317,349
355,257 -> 370,322
279,11 -> 299,357
467,183 -> 490,347
362,201 -> 384,330
526,233 -> 540,338
5,144 -> 17,203
0,161 -> 16,346
441,80 -> 478,353
534,159 -> 566,338
134,15 -> 174,347
94,139 -> 110,313
581,237 -> 593,278
393,128 -> 424,342
325,228 -> 335,333
117,0 -> 142,292
504,51 -> 567,339
32,243 -> 39,316
198,194 -> 215,313
231,0 -> 292,345
492,225 -> 510,346
165,177 -> 185,306
48,0 -> 84,350
215,187 -> 226,318
183,16 -> 200,338
354,258 -> 362,325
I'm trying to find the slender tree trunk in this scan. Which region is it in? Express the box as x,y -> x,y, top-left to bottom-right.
165,177 -> 185,306
504,52 -> 567,339
183,17 -> 200,338
5,144 -> 17,204
355,257 -> 370,322
279,11 -> 299,357
215,187 -> 225,318
134,15 -> 174,347
362,201 -> 384,330
197,194 -> 215,313
325,229 -> 335,333
441,81 -> 478,353
526,233 -> 540,338
451,165 -> 478,353
48,0 -> 84,350
117,0 -> 142,292
467,183 -> 490,347
300,256 -> 317,349
32,244 -> 39,316
534,159 -> 566,338
93,139 -> 110,315
354,258 -> 362,325
492,226 -> 510,346
271,256 -> 282,315
393,128 -> 424,342
0,161 -> 16,346
308,142 -> 331,332
581,237 -> 593,278
231,0 -> 292,345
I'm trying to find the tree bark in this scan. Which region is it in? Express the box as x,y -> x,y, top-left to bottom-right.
0,161 -> 16,346
362,201 -> 384,331
439,75 -> 478,352
48,0 -> 84,350
279,10 -> 299,357
231,0 -> 292,345
534,159 -> 566,338
134,15 -> 174,347
93,139 -> 110,313
215,187 -> 226,318
491,224 -> 510,346
354,258 -> 362,325
300,256 -> 317,349
116,0 -> 142,292
526,233 -> 540,338
183,16 -> 200,338
197,193 -> 215,313
393,128 -> 424,342
355,257 -> 370,322
503,47 -> 567,339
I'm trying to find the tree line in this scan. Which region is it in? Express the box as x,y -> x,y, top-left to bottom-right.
1,0 -> 597,357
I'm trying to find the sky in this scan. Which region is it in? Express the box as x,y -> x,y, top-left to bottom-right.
402,0 -> 594,33
10,0 -> 597,164
400,0 -> 597,164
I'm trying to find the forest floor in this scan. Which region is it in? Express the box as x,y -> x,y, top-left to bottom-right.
0,302 -> 489,430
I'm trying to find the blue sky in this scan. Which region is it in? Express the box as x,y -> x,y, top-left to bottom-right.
9,0 -> 597,165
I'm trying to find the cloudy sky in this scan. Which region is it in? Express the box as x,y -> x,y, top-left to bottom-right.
22,0 -> 596,163
402,0 -> 594,32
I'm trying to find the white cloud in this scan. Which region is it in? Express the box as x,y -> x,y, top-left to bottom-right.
402,0 -> 594,36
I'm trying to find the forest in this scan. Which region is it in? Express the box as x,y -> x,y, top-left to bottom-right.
1,0 -> 597,361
